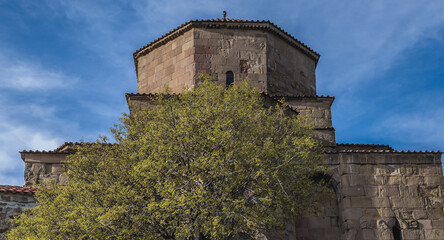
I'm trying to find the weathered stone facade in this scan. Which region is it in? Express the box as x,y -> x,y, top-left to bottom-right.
0,186 -> 37,239
8,19 -> 444,239
134,20 -> 318,96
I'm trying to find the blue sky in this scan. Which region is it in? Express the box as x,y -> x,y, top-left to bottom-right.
1,0 -> 443,185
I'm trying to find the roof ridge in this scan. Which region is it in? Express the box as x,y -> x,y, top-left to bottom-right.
0,185 -> 38,195
326,149 -> 442,154
21,142 -> 118,154
133,19 -> 319,61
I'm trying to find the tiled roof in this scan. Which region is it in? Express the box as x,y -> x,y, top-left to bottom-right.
271,95 -> 335,100
126,93 -> 333,100
326,143 -> 441,154
336,143 -> 393,151
21,142 -> 117,154
125,92 -> 179,100
0,185 -> 37,195
133,19 -> 320,62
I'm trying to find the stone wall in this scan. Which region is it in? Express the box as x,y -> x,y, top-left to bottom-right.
285,96 -> 336,146
266,32 -> 317,96
281,151 -> 444,240
0,189 -> 36,238
20,152 -> 68,186
24,162 -> 67,186
135,23 -> 318,97
193,28 -> 268,91
137,30 -> 195,93
330,151 -> 444,240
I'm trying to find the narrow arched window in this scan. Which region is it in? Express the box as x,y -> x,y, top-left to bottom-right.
392,221 -> 402,240
226,71 -> 234,87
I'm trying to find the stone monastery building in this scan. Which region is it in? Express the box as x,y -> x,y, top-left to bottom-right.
1,19 -> 444,240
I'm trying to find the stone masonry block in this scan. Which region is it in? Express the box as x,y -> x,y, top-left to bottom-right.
403,176 -> 425,186
379,208 -> 396,218
344,219 -> 360,230
372,197 -> 391,208
424,176 -> 441,186
341,198 -> 352,208
424,229 -> 444,240
341,174 -> 365,187
402,229 -> 422,240
386,176 -> 402,185
343,208 -> 363,220
365,186 -> 379,197
359,165 -> 375,175
362,208 -> 380,219
431,220 -> 444,228
351,197 -> 372,208
360,218 -> 377,229
413,210 -> 428,220
418,220 -> 432,229
306,216 -> 331,229
342,186 -> 365,197
391,197 -> 424,208
420,166 -> 443,175
361,229 -> 377,240
380,185 -> 400,197
340,164 -> 360,175
402,185 -> 420,197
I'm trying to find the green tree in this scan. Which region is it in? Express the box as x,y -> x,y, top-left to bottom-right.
7,77 -> 327,240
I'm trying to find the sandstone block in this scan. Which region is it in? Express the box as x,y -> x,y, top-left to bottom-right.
402,229 -> 422,240
344,219 -> 360,230
351,197 -> 372,208
424,176 -> 441,186
340,164 -> 360,175
363,208 -> 380,219
372,197 -> 391,208
379,208 -> 396,218
399,185 -> 419,197
343,208 -> 363,220
380,185 -> 400,197
391,197 -> 424,208
340,198 -> 352,208
413,210 -> 428,220
365,186 -> 379,197
424,229 -> 444,240
342,186 -> 365,197
403,175 -> 424,186
418,219 -> 432,229
361,229 -> 377,239
399,166 -> 418,176
359,165 -> 374,175
420,166 -> 443,175
387,175 -> 402,185
431,220 -> 444,228
360,219 -> 377,229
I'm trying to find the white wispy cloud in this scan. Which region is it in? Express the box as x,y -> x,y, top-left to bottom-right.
294,1 -> 444,93
373,108 -> 444,150
0,54 -> 76,90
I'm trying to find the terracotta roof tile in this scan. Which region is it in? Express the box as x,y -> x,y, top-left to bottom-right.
325,143 -> 441,154
336,143 -> 394,151
0,185 -> 37,195
21,142 -> 117,154
271,95 -> 335,99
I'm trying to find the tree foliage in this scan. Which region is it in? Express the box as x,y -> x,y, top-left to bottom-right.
7,77 -> 327,240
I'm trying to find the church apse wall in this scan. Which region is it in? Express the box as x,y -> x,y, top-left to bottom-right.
136,29 -> 195,93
